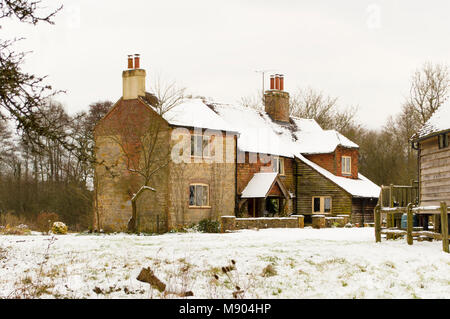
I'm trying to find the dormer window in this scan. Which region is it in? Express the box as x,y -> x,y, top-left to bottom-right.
341,156 -> 351,175
272,156 -> 285,175
438,133 -> 448,149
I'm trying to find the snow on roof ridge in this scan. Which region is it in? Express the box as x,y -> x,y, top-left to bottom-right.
290,115 -> 317,122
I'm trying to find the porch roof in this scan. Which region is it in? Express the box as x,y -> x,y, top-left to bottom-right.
241,172 -> 287,198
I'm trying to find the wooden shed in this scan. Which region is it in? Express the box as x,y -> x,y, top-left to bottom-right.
412,102 -> 450,207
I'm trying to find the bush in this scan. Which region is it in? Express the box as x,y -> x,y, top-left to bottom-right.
36,212 -> 60,234
51,222 -> 68,234
197,219 -> 220,233
261,264 -> 277,277
0,212 -> 28,227
0,224 -> 31,235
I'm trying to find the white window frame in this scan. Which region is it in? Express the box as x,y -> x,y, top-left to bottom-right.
341,156 -> 351,175
190,134 -> 211,158
272,156 -> 285,175
312,196 -> 332,214
438,133 -> 449,149
189,183 -> 210,208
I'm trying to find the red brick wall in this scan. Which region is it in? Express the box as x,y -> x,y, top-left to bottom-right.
305,153 -> 336,175
237,152 -> 273,194
304,146 -> 359,179
335,147 -> 358,179
237,153 -> 295,195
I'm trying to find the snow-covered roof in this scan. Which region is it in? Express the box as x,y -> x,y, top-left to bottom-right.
294,130 -> 359,154
210,102 -> 358,157
296,153 -> 380,198
146,98 -> 237,133
414,101 -> 450,140
241,172 -> 278,198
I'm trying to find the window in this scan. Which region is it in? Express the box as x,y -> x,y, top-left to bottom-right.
341,156 -> 351,175
272,156 -> 285,175
312,196 -> 332,214
438,133 -> 449,149
190,134 -> 211,158
189,184 -> 210,207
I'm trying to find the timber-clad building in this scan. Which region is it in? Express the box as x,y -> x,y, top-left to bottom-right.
412,102 -> 450,207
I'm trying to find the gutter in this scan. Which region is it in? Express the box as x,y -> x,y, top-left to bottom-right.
411,128 -> 450,143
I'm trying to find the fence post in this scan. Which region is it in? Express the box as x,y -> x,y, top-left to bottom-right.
440,202 -> 449,253
385,185 -> 392,228
374,205 -> 381,242
407,203 -> 413,245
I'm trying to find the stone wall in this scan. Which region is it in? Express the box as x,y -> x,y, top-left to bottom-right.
167,129 -> 236,228
220,215 -> 304,232
94,98 -> 170,232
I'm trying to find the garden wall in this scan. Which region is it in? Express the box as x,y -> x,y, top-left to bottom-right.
220,215 -> 304,232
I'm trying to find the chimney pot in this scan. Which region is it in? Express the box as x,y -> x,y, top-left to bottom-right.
134,54 -> 140,69
127,55 -> 134,69
264,72 -> 289,122
275,74 -> 280,90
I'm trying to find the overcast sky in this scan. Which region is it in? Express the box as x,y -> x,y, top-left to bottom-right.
2,0 -> 449,129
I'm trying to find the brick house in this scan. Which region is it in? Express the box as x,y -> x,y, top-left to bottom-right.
94,58 -> 380,232
211,74 -> 380,225
94,56 -> 237,232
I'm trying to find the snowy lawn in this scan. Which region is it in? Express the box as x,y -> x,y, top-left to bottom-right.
0,227 -> 449,299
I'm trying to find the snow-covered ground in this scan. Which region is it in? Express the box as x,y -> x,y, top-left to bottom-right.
0,228 -> 449,299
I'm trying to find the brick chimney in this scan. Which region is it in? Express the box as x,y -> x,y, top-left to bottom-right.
122,54 -> 146,100
264,74 -> 290,122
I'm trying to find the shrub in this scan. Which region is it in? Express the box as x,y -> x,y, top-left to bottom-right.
51,222 -> 68,234
36,212 -> 60,234
0,212 -> 28,227
261,264 -> 277,277
197,219 -> 220,233
1,225 -> 31,235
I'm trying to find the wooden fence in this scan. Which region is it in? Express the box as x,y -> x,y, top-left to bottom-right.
379,183 -> 419,208
378,182 -> 418,228
374,202 -> 449,253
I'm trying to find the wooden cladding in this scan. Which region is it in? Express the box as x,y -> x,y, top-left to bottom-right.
295,158 -> 352,215
419,135 -> 450,206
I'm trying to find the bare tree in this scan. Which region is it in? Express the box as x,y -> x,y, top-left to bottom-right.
239,91 -> 264,110
150,75 -> 186,115
290,87 -> 358,133
406,62 -> 449,126
0,1 -> 65,150
97,79 -> 186,232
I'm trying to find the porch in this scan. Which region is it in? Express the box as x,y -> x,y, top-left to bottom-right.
239,172 -> 291,218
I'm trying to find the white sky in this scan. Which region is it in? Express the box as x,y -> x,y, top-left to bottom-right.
2,0 -> 449,129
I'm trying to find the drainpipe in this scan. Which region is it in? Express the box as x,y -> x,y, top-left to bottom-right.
234,135 -> 238,216
294,160 -> 298,215
411,141 -> 420,205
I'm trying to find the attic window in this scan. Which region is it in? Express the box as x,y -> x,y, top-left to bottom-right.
438,133 -> 448,149
341,156 -> 351,175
